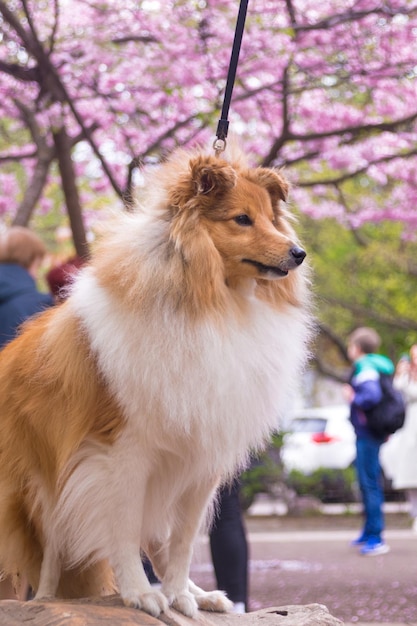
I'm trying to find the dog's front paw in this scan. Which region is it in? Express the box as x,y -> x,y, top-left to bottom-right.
122,589 -> 169,617
165,589 -> 199,618
195,590 -> 234,613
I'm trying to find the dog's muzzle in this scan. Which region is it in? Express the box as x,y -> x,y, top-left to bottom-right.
243,246 -> 306,277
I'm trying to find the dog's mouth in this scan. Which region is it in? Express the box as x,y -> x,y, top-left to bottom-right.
242,259 -> 288,277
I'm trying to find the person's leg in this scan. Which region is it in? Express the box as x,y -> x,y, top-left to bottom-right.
407,488 -> 417,530
143,556 -> 160,584
209,480 -> 248,612
354,438 -> 371,542
407,488 -> 417,517
355,437 -> 384,543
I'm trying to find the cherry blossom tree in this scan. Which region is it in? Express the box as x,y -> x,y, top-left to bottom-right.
2,0 -> 417,381
1,0 -> 417,259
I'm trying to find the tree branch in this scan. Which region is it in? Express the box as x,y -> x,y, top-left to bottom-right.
11,99 -> 54,225
260,66 -> 292,167
299,147 -> 417,187
53,126 -> 89,259
317,322 -> 349,361
291,112 -> 417,144
334,186 -> 368,247
291,6 -> 416,33
0,0 -> 123,197
322,295 -> 417,332
313,352 -> 349,384
262,110 -> 417,167
111,35 -> 159,44
0,60 -> 39,82
12,155 -> 53,226
0,151 -> 37,162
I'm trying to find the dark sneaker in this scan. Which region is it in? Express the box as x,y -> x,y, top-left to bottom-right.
360,541 -> 390,556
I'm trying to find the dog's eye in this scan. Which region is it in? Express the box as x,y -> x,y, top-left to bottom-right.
234,214 -> 253,226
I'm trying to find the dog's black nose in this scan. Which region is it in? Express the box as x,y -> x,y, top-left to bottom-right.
290,246 -> 306,266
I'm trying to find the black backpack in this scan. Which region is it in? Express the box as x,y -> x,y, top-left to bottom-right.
365,373 -> 406,439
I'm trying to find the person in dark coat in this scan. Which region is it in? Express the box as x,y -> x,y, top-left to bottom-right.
0,226 -> 54,350
0,226 -> 54,599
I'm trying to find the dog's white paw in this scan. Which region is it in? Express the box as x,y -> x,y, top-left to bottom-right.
166,590 -> 199,618
122,589 -> 169,617
195,590 -> 234,613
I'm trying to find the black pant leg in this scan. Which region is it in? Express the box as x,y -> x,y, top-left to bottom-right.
209,480 -> 248,607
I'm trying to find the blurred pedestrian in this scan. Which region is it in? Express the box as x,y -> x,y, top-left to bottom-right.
0,226 -> 53,350
344,327 -> 392,556
0,225 -> 53,599
45,255 -> 84,303
388,345 -> 417,531
209,479 -> 248,613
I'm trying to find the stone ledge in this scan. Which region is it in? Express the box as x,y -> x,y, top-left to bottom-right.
0,596 -> 344,625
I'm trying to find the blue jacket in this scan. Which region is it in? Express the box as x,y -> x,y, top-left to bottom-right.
0,263 -> 54,349
350,353 -> 395,440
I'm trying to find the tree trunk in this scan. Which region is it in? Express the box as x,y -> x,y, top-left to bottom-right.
53,126 -> 89,260
12,152 -> 54,227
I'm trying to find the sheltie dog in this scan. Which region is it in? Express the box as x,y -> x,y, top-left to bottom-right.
0,146 -> 311,617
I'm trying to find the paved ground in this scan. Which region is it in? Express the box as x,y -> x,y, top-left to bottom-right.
190,504 -> 417,626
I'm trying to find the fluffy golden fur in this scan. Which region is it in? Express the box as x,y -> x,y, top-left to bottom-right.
0,147 -> 311,617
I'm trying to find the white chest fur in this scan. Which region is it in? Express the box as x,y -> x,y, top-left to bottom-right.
70,270 -> 309,478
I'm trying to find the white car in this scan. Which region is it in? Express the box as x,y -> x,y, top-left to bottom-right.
281,404 -> 356,474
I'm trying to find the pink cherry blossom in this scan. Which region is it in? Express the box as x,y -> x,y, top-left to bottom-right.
0,0 -> 416,249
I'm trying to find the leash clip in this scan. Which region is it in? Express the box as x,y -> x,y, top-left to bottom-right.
213,137 -> 227,157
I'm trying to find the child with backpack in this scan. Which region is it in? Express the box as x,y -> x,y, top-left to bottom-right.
344,327 -> 395,556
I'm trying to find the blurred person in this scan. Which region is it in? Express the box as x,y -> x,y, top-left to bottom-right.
0,226 -> 53,599
209,479 -> 248,613
344,327 -> 393,556
46,256 -> 84,303
0,226 -> 53,350
388,345 -> 417,531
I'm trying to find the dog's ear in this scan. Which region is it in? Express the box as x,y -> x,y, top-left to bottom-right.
250,168 -> 289,205
191,156 -> 237,197
169,156 -> 237,208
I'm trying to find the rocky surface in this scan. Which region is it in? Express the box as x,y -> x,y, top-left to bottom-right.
0,598 -> 343,626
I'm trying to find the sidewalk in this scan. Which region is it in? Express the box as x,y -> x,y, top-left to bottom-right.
239,496 -> 417,626
246,494 -> 411,518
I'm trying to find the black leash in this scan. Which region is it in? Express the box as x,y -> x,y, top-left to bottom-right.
213,0 -> 249,156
